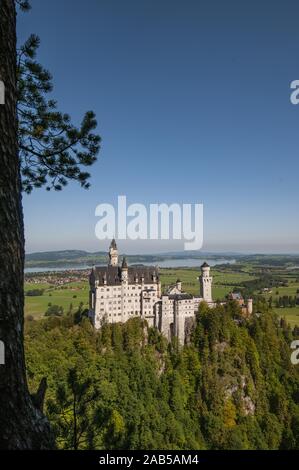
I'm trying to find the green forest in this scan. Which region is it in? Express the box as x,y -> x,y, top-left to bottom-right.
24,301 -> 299,450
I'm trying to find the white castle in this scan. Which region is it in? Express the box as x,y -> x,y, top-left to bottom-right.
89,240 -> 253,344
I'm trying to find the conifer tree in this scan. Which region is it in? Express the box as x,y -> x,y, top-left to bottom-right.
18,33 -> 100,193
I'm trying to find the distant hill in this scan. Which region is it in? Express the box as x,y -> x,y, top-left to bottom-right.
25,250 -> 104,262
25,250 -> 108,268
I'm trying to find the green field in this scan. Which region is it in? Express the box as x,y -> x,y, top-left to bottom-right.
258,278 -> 299,326
262,283 -> 299,299
273,307 -> 299,327
25,281 -> 89,318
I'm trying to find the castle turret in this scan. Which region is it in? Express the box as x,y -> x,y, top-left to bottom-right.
200,262 -> 213,302
121,256 -> 128,284
109,239 -> 118,266
247,298 -> 253,315
176,279 -> 182,292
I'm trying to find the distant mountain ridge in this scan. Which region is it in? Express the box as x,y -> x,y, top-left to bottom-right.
25,250 -> 107,262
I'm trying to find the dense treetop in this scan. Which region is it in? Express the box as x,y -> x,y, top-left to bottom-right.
24,301 -> 299,450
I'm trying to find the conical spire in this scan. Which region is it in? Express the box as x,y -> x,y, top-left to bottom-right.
121,256 -> 128,269
201,261 -> 210,268
110,238 -> 117,249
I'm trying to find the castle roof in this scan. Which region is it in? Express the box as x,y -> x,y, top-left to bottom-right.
168,293 -> 193,300
110,238 -> 117,249
229,292 -> 243,301
122,256 -> 128,269
201,262 -> 210,268
91,265 -> 159,286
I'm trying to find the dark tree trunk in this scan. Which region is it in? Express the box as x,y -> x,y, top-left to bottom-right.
0,0 -> 54,449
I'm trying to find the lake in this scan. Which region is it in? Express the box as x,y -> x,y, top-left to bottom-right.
24,258 -> 236,273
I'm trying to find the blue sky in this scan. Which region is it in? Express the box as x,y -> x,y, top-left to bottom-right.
18,0 -> 299,254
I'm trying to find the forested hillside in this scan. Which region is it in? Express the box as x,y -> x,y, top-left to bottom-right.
24,302 -> 299,450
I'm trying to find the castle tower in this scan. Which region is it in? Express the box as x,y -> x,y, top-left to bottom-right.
247,298 -> 253,315
200,262 -> 213,302
121,256 -> 128,284
109,239 -> 118,266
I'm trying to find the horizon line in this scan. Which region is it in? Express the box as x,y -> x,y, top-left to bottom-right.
25,248 -> 299,257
